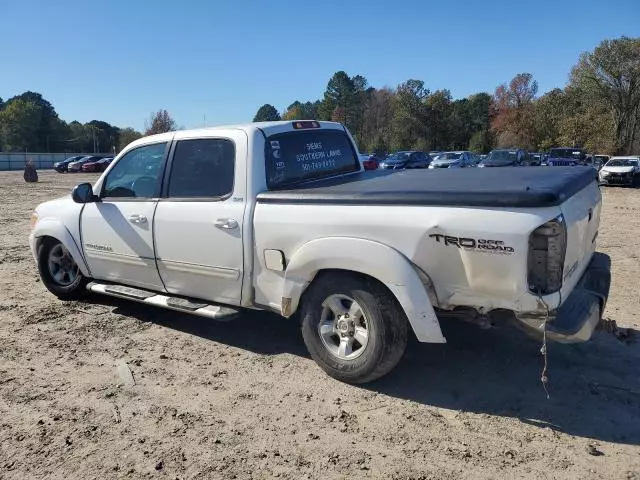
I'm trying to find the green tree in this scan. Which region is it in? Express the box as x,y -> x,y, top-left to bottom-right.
282,102 -> 303,120
434,93 -> 492,151
570,37 -> 640,154
145,109 -> 177,135
319,71 -> 354,120
253,104 -> 281,122
468,129 -> 493,153
466,93 -> 492,131
318,71 -> 368,135
87,120 -> 119,153
1,91 -> 64,151
533,88 -> 567,151
556,87 -> 616,154
424,89 -> 453,149
282,100 -> 320,120
0,99 -> 41,151
390,79 -> 429,150
66,121 -> 92,152
118,127 -> 143,151
360,88 -> 395,153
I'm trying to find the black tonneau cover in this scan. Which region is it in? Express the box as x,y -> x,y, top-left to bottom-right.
257,167 -> 597,208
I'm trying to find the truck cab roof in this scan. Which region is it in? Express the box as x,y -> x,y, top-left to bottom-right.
131,121 -> 347,148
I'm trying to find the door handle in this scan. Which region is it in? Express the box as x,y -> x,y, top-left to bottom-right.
215,218 -> 238,230
129,214 -> 147,224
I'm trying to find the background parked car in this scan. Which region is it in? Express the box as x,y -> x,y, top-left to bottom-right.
478,149 -> 528,167
67,155 -> 103,172
379,151 -> 429,169
529,152 -> 544,166
81,157 -> 113,173
598,156 -> 640,186
53,155 -> 86,173
428,151 -> 476,168
361,153 -> 381,170
546,147 -> 585,166
585,154 -> 610,171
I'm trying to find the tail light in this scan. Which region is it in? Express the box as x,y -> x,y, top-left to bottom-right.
292,121 -> 320,129
527,216 -> 567,295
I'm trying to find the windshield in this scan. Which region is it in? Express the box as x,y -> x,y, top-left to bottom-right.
485,150 -> 516,163
550,148 -> 583,159
265,129 -> 359,189
436,152 -> 462,160
385,152 -> 410,162
606,159 -> 638,167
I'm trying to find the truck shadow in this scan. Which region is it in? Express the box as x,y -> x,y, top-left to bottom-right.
96,296 -> 640,446
99,297 -> 310,357
369,320 -> 640,447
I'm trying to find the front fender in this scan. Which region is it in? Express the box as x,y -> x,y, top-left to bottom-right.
283,237 -> 445,343
30,219 -> 91,277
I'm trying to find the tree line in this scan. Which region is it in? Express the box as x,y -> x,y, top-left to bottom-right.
0,91 -> 177,154
254,37 -> 640,155
2,37 -> 637,156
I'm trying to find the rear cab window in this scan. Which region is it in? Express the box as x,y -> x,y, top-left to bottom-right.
265,128 -> 360,189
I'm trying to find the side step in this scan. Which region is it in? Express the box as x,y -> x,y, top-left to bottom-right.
87,282 -> 239,321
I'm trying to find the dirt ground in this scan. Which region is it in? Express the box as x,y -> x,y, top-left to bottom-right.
0,170 -> 639,480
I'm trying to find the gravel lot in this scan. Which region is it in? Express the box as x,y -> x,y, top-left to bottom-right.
1,170 -> 639,480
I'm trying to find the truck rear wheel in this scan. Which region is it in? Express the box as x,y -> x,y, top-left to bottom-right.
37,238 -> 89,300
300,273 -> 408,384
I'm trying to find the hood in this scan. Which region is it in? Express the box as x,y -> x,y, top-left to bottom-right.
37,195 -> 73,210
34,195 -> 75,219
33,195 -> 86,231
601,166 -> 635,174
480,161 -> 514,167
381,159 -> 406,165
548,157 -> 577,163
431,158 -> 460,166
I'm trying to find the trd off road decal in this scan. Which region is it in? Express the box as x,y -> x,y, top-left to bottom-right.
429,234 -> 515,254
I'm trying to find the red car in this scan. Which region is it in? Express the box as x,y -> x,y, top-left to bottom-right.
359,154 -> 380,170
81,157 -> 113,173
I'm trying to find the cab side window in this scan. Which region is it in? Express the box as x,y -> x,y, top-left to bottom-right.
102,143 -> 167,198
167,138 -> 235,198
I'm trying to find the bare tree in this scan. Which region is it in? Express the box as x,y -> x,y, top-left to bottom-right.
145,109 -> 177,135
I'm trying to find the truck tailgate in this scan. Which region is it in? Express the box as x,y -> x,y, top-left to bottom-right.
559,181 -> 601,289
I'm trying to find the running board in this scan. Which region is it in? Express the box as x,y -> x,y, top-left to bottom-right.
87,282 -> 239,321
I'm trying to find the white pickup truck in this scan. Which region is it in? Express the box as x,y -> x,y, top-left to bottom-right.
29,121 -> 611,383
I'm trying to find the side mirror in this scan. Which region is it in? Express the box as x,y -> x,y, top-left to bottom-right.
72,183 -> 98,203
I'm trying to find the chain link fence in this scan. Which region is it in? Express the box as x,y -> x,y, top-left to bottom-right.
0,152 -> 113,171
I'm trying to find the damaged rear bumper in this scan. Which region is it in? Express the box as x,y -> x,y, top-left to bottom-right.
516,252 -> 611,343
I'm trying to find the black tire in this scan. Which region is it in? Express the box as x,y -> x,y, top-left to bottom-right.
300,272 -> 409,384
37,238 -> 90,300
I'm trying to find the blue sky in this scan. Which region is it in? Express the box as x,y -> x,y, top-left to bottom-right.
2,0 -> 638,131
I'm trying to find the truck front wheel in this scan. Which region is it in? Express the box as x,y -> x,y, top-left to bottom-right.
300,273 -> 408,384
37,238 -> 90,300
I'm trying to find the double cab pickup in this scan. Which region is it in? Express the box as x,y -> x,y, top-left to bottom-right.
30,121 -> 611,383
